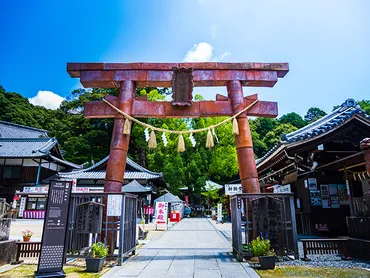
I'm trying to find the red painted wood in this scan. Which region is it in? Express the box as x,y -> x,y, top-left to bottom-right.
216,94 -> 229,101
67,62 -> 289,77
228,81 -> 260,193
78,69 -> 278,88
104,81 -> 135,193
83,98 -> 278,119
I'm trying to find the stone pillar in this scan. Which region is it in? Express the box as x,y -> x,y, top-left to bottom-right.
227,81 -> 260,193
360,138 -> 370,174
104,81 -> 135,192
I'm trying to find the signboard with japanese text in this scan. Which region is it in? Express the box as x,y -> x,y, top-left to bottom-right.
307,178 -> 318,191
329,184 -> 340,208
310,190 -> 321,206
75,202 -> 103,234
321,184 -> 330,208
35,180 -> 72,278
73,187 -> 90,193
338,184 -> 349,205
217,203 -> 222,222
273,184 -> 291,193
155,202 -> 168,225
225,184 -> 242,195
18,197 -> 26,217
107,195 -> 122,216
23,186 -> 48,194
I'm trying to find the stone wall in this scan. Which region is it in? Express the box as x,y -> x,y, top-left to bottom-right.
0,218 -> 11,241
0,240 -> 17,266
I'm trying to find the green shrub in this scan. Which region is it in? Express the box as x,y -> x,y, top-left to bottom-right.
250,236 -> 271,257
88,242 -> 108,258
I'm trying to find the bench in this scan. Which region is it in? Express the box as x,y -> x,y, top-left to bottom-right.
15,241 -> 42,263
301,238 -> 351,261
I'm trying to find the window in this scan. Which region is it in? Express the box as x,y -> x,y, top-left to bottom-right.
27,198 -> 37,210
3,166 -> 21,179
36,198 -> 46,210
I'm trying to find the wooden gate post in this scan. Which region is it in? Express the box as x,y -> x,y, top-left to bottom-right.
104,81 -> 135,193
227,80 -> 260,193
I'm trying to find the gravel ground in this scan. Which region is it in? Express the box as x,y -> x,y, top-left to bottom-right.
276,242 -> 370,269
210,224 -> 370,270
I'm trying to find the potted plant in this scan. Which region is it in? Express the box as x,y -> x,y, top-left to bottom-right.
250,236 -> 276,270
22,230 -> 33,242
85,239 -> 108,272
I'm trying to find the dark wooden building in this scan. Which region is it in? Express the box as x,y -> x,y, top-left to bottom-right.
257,99 -> 370,236
0,121 -> 82,218
54,155 -> 166,218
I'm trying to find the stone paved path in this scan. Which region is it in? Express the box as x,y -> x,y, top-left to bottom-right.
105,218 -> 258,278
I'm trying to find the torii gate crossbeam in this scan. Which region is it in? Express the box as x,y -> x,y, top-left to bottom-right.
67,62 -> 289,194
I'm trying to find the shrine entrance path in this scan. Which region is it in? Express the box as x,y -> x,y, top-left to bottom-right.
106,218 -> 258,278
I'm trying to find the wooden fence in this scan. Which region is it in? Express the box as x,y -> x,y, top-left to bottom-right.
16,242 -> 42,262
231,193 -> 299,261
301,238 -> 350,261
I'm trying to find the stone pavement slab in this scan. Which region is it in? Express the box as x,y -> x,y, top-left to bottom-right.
104,218 -> 258,278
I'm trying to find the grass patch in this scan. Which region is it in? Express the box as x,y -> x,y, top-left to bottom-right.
256,266 -> 370,278
0,264 -> 109,278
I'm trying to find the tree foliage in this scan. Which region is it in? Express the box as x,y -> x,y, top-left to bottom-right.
279,112 -> 306,129
304,107 -> 327,123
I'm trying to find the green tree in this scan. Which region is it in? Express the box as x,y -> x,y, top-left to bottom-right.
304,107 -> 327,123
253,118 -> 279,138
359,100 -> 370,115
263,123 -> 298,149
279,112 -> 306,128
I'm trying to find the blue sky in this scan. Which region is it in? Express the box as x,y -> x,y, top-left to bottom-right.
0,0 -> 369,115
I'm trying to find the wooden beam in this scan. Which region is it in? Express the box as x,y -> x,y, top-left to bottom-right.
78,70 -> 279,88
216,94 -> 228,101
67,62 -> 289,78
83,97 -> 278,119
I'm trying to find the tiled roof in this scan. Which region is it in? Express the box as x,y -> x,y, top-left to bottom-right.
281,99 -> 370,143
58,170 -> 162,180
0,138 -> 58,157
58,156 -> 163,180
49,154 -> 83,169
257,99 -> 370,166
0,138 -> 82,169
0,121 -> 48,138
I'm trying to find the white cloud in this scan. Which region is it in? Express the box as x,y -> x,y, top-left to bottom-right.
183,42 -> 214,62
29,90 -> 65,110
218,51 -> 232,60
211,25 -> 217,39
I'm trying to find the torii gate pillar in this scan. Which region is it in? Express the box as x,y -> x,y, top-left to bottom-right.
228,81 -> 259,193
104,81 -> 135,192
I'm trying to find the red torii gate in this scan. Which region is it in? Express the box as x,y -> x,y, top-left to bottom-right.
67,62 -> 289,194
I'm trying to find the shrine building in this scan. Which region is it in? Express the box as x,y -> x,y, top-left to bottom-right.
0,120 -> 164,219
53,155 -> 166,218
257,99 -> 370,236
0,121 -> 81,218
